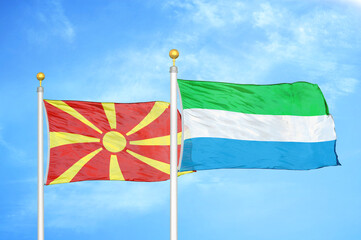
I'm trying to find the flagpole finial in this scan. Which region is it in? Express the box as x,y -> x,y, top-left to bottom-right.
37,72 -> 45,87
169,49 -> 179,66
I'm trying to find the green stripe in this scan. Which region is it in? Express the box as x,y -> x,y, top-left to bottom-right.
178,79 -> 329,116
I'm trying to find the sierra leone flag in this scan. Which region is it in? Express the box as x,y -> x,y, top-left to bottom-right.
177,79 -> 339,172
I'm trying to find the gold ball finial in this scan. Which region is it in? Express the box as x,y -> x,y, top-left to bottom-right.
37,72 -> 45,86
169,49 -> 179,66
169,49 -> 179,59
37,72 -> 45,81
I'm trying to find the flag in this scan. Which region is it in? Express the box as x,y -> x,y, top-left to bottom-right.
177,79 -> 339,171
44,100 -> 185,184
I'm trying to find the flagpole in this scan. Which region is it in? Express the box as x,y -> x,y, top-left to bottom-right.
169,49 -> 179,240
37,72 -> 45,240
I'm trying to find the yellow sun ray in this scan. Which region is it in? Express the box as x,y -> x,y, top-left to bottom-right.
49,148 -> 103,185
50,132 -> 100,148
109,155 -> 125,180
126,150 -> 194,177
102,103 -> 117,129
126,102 -> 169,136
126,150 -> 170,174
178,171 -> 194,176
45,100 -> 103,134
129,132 -> 182,146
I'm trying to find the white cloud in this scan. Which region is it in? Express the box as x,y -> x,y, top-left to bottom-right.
42,181 -> 168,229
320,77 -> 359,106
29,0 -> 75,43
90,48 -> 172,103
253,2 -> 284,28
165,0 -> 246,28
179,170 -> 295,222
4,173 -> 195,231
44,173 -> 200,229
332,0 -> 361,7
338,78 -> 359,93
248,3 -> 361,105
0,127 -> 26,161
55,0 -> 359,107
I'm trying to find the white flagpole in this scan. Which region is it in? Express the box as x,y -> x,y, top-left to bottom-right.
169,49 -> 179,240
37,72 -> 45,240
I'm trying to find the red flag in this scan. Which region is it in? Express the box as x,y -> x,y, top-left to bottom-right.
44,100 -> 184,185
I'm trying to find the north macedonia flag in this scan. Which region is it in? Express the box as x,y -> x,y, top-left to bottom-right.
44,100 -> 186,185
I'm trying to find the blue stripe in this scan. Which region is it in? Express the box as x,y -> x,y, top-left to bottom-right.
180,138 -> 339,171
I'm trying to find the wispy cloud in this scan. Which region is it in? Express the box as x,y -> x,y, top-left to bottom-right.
95,48 -> 172,103
4,180 -> 170,231
331,0 -> 361,8
58,0 -> 359,107
320,77 -> 359,105
28,0 -> 75,43
44,181 -> 169,229
162,0 -> 360,95
165,0 -> 246,28
247,2 -> 360,103
253,2 -> 285,28
0,127 -> 26,160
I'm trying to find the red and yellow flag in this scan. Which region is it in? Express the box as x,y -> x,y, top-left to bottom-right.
44,100 -> 184,185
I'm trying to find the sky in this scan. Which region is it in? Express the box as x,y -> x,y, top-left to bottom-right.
1,0 -> 361,239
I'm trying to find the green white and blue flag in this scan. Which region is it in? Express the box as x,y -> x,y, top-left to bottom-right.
177,79 -> 339,171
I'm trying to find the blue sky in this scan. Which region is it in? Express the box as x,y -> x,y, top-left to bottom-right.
1,0 -> 361,239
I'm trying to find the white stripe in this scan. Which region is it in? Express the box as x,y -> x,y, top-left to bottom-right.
183,109 -> 336,142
